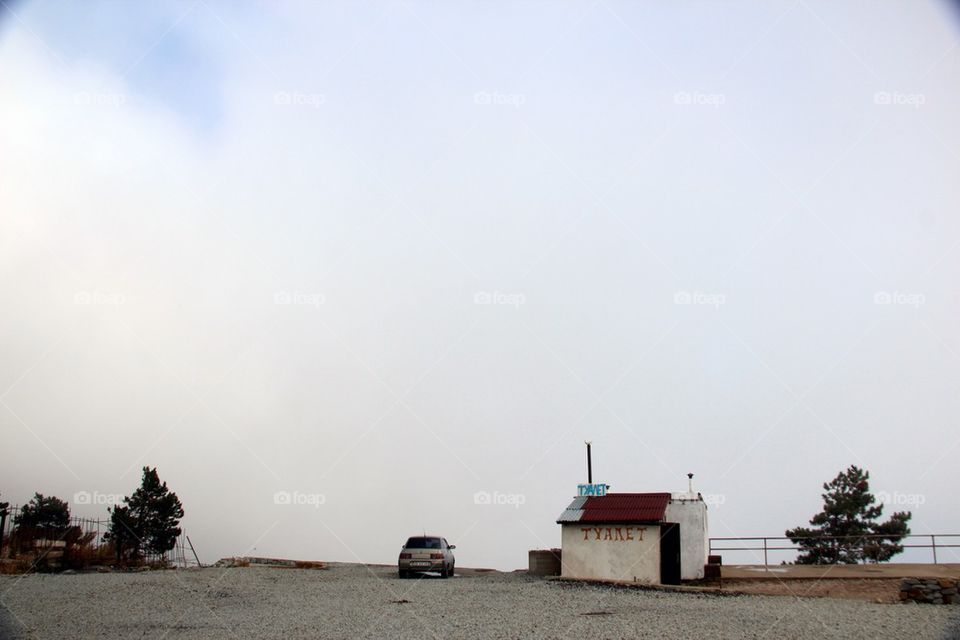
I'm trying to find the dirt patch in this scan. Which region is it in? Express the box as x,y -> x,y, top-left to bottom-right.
719,578 -> 902,603
722,563 -> 960,580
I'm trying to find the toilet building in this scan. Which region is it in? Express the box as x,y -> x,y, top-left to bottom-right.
556,491 -> 708,584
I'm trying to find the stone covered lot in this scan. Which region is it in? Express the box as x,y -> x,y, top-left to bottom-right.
1,564 -> 959,639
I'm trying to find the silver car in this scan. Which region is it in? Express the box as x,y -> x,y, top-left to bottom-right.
398,536 -> 455,578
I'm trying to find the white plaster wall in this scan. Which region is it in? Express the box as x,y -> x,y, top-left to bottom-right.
560,524 -> 660,583
664,498 -> 708,580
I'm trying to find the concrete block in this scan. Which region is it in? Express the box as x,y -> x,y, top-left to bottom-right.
528,549 -> 562,577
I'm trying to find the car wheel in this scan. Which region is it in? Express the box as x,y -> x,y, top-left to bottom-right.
399,570 -> 408,579
441,564 -> 449,579
450,563 -> 454,577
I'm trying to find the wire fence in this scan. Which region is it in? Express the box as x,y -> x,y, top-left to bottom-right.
709,533 -> 960,566
0,504 -> 200,569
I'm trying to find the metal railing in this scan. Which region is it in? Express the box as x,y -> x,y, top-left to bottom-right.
1,505 -> 199,568
1,513 -> 110,553
709,534 -> 960,566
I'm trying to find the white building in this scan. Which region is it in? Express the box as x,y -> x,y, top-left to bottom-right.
556,490 -> 708,584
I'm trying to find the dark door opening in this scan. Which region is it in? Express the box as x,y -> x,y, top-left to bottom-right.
659,523 -> 681,585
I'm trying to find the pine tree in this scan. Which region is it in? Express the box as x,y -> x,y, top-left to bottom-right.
14,493 -> 70,533
104,504 -> 139,562
140,469 -> 185,556
105,467 -> 184,562
786,465 -> 911,564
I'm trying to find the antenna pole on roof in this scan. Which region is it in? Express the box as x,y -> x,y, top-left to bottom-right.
585,441 -> 592,484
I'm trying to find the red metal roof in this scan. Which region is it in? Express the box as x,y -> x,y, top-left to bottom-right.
557,493 -> 671,524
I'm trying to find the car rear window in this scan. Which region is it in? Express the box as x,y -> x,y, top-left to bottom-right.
405,537 -> 442,549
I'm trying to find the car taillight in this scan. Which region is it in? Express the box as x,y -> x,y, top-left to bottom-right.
430,553 -> 444,559
399,553 -> 411,559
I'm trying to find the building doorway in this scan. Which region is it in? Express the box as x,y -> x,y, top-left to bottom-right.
659,523 -> 681,585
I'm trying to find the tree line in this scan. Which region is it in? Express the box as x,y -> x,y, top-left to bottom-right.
0,463 -> 920,570
0,467 -> 184,570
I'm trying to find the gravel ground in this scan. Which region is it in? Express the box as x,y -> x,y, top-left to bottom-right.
1,564 -> 958,639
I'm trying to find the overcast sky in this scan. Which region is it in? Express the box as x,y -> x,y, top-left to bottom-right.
1,0 -> 959,570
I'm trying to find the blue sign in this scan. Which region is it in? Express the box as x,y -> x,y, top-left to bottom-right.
577,483 -> 609,497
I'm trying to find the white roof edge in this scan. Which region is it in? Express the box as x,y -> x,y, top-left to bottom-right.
669,492 -> 704,501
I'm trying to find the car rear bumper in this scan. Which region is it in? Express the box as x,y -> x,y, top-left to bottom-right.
399,560 -> 445,572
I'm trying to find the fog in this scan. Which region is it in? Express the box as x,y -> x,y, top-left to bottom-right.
1,0 -> 959,569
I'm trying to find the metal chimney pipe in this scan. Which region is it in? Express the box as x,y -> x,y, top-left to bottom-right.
586,441 -> 593,484
687,472 -> 694,493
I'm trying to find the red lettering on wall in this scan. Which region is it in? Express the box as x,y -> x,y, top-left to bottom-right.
576,525 -> 651,542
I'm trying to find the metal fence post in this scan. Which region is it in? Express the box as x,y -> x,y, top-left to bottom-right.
932,534 -> 938,564
0,510 -> 6,558
186,535 -> 202,568
763,537 -> 768,568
